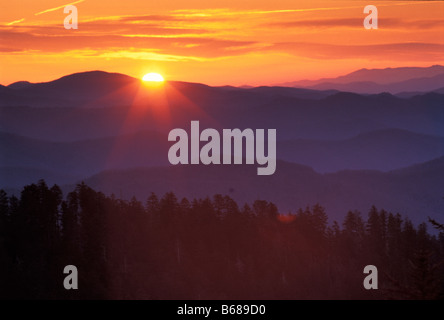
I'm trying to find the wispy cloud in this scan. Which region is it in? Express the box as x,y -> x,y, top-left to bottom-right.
3,0 -> 86,27
97,50 -> 207,62
0,27 -> 258,58
171,7 -> 362,18
170,1 -> 443,18
264,18 -> 444,29
6,18 -> 25,26
268,42 -> 444,61
35,0 -> 85,16
1,0 -> 443,80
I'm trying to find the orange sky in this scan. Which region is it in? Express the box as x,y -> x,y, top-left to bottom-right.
1,0 -> 443,86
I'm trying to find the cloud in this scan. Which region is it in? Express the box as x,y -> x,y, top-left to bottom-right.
118,15 -> 181,22
34,0 -> 85,16
0,47 -> 23,52
82,21 -> 211,36
264,18 -> 444,29
96,50 -> 206,62
268,42 -> 444,61
6,18 -> 25,26
0,28 -> 258,58
1,3 -> 443,65
170,7 -> 363,17
3,20 -> 441,63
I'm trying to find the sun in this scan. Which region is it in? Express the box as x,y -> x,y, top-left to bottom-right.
142,73 -> 164,82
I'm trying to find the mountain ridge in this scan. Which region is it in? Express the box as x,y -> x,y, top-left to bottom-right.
280,65 -> 444,87
307,73 -> 444,94
1,68 -> 443,225
63,157 -> 444,225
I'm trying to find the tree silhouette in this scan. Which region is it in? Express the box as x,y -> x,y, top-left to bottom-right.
0,180 -> 443,299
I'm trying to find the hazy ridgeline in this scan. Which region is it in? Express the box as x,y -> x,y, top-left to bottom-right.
2,70 -> 444,226
0,180 -> 443,300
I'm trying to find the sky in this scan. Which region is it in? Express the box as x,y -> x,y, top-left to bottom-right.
0,0 -> 443,86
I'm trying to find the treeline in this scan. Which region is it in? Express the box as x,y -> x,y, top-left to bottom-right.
0,180 -> 443,299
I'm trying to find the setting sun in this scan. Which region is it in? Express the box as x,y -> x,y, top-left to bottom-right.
142,73 -> 164,82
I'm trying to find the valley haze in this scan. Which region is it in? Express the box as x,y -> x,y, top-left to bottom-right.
1,66 -> 443,225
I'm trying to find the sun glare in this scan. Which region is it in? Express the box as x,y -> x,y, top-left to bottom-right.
142,73 -> 164,82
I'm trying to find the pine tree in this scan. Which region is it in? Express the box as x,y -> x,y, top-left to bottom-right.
342,210 -> 365,258
407,249 -> 443,299
428,217 -> 444,232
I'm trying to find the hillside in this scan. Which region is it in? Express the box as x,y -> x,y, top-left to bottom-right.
74,158 -> 444,225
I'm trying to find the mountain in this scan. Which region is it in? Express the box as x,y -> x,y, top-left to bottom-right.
0,130 -> 170,180
2,128 -> 442,182
1,72 -> 444,141
0,166 -> 76,189
0,71 -> 339,108
307,73 -> 444,94
0,71 -> 140,108
242,86 -> 338,100
3,67 -> 443,109
278,129 -> 444,172
434,87 -> 444,94
396,87 -> 444,98
72,158 -> 444,225
7,81 -> 32,90
1,70 -> 443,225
281,65 -> 444,87
279,65 -> 444,94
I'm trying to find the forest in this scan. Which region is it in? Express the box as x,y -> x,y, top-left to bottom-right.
0,180 -> 443,299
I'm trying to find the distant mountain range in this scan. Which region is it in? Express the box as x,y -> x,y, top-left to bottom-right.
1,72 -> 444,140
71,157 -> 444,225
279,65 -> 444,94
1,128 -> 442,181
1,69 -> 443,224
279,128 -> 444,172
0,130 -> 168,180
